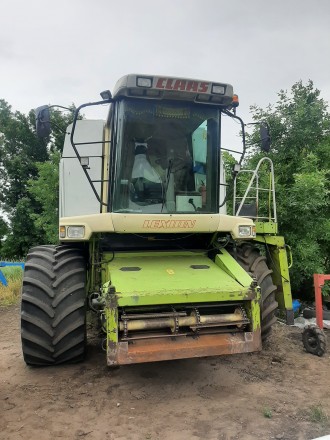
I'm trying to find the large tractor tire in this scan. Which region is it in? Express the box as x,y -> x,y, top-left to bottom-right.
21,245 -> 87,366
235,243 -> 278,340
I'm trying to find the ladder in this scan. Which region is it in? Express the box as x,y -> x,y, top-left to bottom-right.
233,157 -> 277,223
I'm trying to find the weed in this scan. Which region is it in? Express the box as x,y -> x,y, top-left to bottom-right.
0,266 -> 23,306
263,407 -> 272,419
310,404 -> 328,424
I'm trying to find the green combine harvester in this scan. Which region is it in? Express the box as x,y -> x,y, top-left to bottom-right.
21,74 -> 293,366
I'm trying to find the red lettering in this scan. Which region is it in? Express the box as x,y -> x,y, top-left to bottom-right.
173,80 -> 187,91
165,79 -> 174,90
155,78 -> 210,94
198,82 -> 209,93
155,78 -> 166,89
186,81 -> 198,92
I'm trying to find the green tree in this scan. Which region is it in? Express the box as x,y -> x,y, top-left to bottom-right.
28,152 -> 60,244
0,216 -> 8,255
0,101 -> 49,209
0,100 -> 49,258
0,101 -> 75,258
247,81 -> 330,295
1,197 -> 45,258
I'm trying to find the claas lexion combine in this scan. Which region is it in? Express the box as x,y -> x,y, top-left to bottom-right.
21,74 -> 293,366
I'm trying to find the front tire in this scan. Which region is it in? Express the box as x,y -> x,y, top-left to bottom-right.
235,243 -> 278,340
21,245 -> 86,366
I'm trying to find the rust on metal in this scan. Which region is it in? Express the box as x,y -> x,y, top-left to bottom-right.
314,273 -> 330,329
107,341 -> 118,366
107,330 -> 261,365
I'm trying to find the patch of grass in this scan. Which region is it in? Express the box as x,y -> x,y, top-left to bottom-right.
0,266 -> 23,306
309,404 -> 328,424
263,407 -> 272,419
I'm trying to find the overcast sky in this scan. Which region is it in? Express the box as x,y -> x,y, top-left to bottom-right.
1,0 -> 330,128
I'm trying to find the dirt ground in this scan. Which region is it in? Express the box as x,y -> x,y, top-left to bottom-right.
1,306 -> 330,440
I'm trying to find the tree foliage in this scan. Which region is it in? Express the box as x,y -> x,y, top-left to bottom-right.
0,100 -> 74,258
28,152 -> 60,244
247,80 -> 330,294
0,216 -> 8,254
0,100 -> 48,210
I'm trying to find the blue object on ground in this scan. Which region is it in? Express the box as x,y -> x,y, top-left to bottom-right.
292,299 -> 301,313
0,262 -> 25,287
0,270 -> 8,287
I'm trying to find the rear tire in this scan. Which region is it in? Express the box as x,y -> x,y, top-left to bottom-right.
235,243 -> 278,340
21,245 -> 86,366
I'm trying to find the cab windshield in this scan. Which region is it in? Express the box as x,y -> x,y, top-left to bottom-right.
112,99 -> 220,213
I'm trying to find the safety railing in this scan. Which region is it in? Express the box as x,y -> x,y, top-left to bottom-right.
233,157 -> 277,223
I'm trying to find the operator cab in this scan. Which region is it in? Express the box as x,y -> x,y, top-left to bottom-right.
109,74 -> 233,214
55,74 -> 240,219
112,99 -> 220,214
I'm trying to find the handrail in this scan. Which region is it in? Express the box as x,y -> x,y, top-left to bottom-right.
233,157 -> 277,223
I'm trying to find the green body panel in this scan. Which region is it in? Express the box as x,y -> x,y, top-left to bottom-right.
100,250 -> 262,363
255,221 -> 278,234
104,295 -> 119,366
101,251 -> 255,307
215,249 -> 253,287
246,297 -> 261,332
105,294 -> 118,344
255,235 -> 293,312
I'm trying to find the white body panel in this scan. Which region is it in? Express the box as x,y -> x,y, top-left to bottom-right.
59,212 -> 254,240
60,120 -> 105,218
219,157 -> 227,215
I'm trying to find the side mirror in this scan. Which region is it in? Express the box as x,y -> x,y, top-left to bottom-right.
35,105 -> 51,138
259,123 -> 271,152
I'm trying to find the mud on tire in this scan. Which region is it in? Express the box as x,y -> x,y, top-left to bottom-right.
235,243 -> 278,340
21,245 -> 86,366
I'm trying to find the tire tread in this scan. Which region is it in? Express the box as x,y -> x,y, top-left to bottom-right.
21,245 -> 86,366
234,244 -> 278,340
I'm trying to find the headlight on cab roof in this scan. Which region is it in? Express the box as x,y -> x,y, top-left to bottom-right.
67,226 -> 85,239
238,225 -> 256,238
137,77 -> 152,88
211,84 -> 226,95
